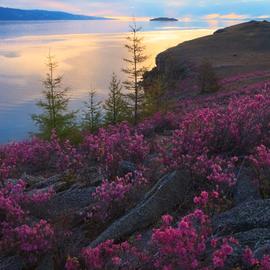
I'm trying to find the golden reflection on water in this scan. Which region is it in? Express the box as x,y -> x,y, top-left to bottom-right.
0,29 -> 213,106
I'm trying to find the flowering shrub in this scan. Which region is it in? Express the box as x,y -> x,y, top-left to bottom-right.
0,180 -> 54,264
65,257 -> 81,270
243,247 -> 270,269
85,171 -> 147,223
1,77 -> 270,269
4,220 -> 54,264
137,112 -> 178,136
81,239 -> 147,270
0,131 -> 83,182
71,210 -> 238,270
81,123 -> 150,178
249,145 -> 270,197
220,71 -> 270,86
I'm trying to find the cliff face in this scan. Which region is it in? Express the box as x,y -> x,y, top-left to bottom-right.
144,20 -> 270,95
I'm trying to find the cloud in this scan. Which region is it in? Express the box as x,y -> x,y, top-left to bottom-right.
204,13 -> 249,20
0,0 -> 81,12
1,0 -> 270,18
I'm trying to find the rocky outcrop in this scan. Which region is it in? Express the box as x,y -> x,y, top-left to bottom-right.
233,166 -> 261,205
31,185 -> 95,221
144,20 -> 270,94
0,256 -> 23,270
90,170 -> 193,247
213,199 -> 270,235
211,199 -> 270,266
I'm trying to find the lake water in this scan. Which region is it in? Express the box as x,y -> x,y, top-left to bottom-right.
0,19 -> 242,143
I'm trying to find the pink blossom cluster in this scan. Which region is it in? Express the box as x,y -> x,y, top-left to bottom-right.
0,132 -> 83,182
12,220 -> 54,263
249,144 -> 270,196
250,145 -> 270,168
81,123 -> 150,178
0,180 -> 54,264
50,130 -> 84,175
137,112 -> 178,136
1,74 -> 270,268
65,257 -> 81,270
243,247 -> 270,269
193,190 -> 219,208
69,210 -> 239,270
86,171 -> 147,222
81,239 -> 147,270
160,90 -> 270,189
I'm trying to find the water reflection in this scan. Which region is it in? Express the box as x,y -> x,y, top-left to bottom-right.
0,24 -> 214,142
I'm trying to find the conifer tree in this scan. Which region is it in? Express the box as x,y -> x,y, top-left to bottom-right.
123,20 -> 148,124
32,53 -> 76,140
198,60 -> 220,94
143,75 -> 168,116
103,73 -> 129,125
82,89 -> 102,133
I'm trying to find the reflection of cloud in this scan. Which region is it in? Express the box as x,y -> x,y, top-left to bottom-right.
0,51 -> 20,58
0,73 -> 30,87
158,26 -> 181,30
203,13 -> 249,28
257,15 -> 270,19
109,16 -> 150,21
181,17 -> 192,23
204,13 -> 249,20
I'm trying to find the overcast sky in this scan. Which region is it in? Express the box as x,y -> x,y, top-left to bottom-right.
1,0 -> 270,19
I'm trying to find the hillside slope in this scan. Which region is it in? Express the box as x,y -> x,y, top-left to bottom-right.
145,20 -> 270,95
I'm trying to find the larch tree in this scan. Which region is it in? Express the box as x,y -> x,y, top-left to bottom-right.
103,73 -> 129,125
123,20 -> 148,124
143,75 -> 168,116
32,53 -> 76,140
82,89 -> 102,133
198,60 -> 220,94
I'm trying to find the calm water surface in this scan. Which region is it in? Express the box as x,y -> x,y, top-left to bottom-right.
0,19 -> 241,143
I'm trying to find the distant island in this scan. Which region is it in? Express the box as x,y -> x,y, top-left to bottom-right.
0,7 -> 110,20
150,17 -> 178,22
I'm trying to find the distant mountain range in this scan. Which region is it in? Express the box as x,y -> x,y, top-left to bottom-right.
0,7 -> 110,20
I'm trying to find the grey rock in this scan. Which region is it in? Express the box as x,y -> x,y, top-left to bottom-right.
36,255 -> 54,270
31,185 -> 95,220
205,229 -> 270,268
254,241 -> 270,259
89,170 -> 192,247
233,228 -> 270,248
213,199 -> 270,235
0,256 -> 23,270
233,167 -> 261,205
117,161 -> 136,177
27,174 -> 62,190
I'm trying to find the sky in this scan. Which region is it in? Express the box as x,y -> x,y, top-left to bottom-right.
1,0 -> 270,19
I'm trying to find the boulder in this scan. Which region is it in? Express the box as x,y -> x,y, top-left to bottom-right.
117,161 -> 136,177
89,170 -> 192,247
31,185 -> 95,221
233,228 -> 270,248
36,255 -> 54,270
23,174 -> 62,189
213,199 -> 270,235
233,166 -> 261,205
254,241 -> 270,259
0,256 -> 23,270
